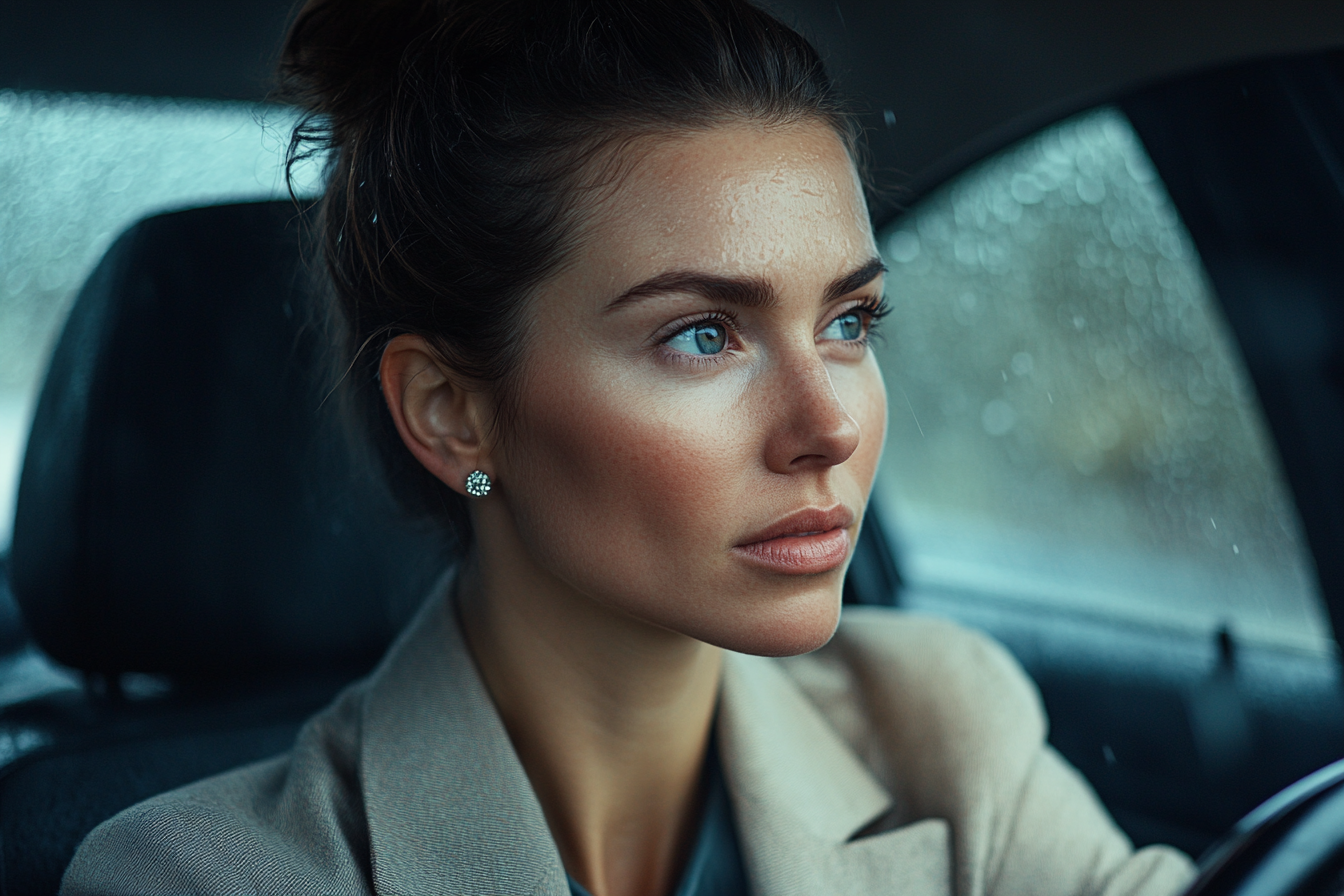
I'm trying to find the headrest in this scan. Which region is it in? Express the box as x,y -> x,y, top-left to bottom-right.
10,202 -> 452,678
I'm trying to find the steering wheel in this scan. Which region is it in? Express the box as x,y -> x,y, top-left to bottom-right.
1185,760 -> 1344,896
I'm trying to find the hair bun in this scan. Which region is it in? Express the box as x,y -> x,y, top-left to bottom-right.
279,0 -> 442,130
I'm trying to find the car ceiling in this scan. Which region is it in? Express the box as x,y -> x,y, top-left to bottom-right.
5,0 -> 1344,227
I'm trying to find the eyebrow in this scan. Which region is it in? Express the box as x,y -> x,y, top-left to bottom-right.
824,257 -> 888,303
604,257 -> 887,312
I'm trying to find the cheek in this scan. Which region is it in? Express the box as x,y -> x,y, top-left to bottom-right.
502,360 -> 757,590
494,343 -> 888,655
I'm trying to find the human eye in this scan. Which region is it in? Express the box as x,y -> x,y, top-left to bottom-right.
819,296 -> 890,344
663,318 -> 730,356
821,311 -> 866,342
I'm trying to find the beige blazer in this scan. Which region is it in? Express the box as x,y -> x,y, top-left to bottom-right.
62,591 -> 1195,896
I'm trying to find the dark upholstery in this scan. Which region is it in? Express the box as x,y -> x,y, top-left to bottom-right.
9,202 -> 452,678
0,201 -> 458,895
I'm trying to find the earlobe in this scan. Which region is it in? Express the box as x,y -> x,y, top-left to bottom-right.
379,333 -> 493,497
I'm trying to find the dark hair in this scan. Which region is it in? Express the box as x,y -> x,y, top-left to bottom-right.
279,0 -> 855,547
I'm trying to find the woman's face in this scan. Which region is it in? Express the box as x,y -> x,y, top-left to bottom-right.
492,121 -> 887,657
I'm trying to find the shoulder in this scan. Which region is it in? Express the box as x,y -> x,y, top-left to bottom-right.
61,759 -> 299,896
61,683 -> 373,896
777,610 -> 1195,896
830,607 -> 1036,694
850,608 -> 1042,725
776,608 -> 1046,816
784,608 -> 1044,746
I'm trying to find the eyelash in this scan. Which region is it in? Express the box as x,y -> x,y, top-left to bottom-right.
848,295 -> 891,338
657,294 -> 891,364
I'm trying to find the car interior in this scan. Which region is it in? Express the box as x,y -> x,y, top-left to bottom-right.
1,2 -> 1343,895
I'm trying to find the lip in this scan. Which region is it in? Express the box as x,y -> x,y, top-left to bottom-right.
732,505 -> 855,575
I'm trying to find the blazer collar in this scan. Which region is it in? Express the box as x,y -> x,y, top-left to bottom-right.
356,591 -> 949,896
719,650 -> 951,896
359,590 -> 570,896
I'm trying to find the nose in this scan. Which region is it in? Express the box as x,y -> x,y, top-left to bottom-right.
763,351 -> 862,475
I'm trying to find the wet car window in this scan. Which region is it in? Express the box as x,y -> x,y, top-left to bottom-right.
874,106 -> 1330,655
0,91 -> 317,548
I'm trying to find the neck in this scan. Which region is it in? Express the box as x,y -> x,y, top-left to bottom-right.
458,530 -> 722,896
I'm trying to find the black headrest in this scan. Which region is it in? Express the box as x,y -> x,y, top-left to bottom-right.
9,202 -> 451,678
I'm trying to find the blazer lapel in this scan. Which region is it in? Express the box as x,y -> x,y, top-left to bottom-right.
719,651 -> 952,896
352,591 -> 949,896
359,591 -> 570,896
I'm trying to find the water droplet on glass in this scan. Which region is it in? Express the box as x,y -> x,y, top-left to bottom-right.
981,399 -> 1016,436
886,230 -> 920,263
1076,175 -> 1106,204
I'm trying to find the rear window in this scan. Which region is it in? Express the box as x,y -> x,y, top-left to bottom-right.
0,90 -> 319,548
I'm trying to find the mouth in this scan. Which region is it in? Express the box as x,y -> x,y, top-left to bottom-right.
732,505 -> 855,575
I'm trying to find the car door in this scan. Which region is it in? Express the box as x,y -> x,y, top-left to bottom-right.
861,49 -> 1344,857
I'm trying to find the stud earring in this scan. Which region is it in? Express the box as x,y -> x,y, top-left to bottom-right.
464,470 -> 492,498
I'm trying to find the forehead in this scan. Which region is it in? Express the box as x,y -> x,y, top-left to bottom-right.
573,121 -> 874,291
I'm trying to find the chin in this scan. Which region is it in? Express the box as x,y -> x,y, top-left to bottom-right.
689,580 -> 845,658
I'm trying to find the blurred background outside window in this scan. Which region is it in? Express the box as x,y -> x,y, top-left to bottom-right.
0,90 -> 320,548
874,106 -> 1329,656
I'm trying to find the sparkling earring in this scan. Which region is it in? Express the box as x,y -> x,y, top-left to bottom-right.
464,470 -> 492,498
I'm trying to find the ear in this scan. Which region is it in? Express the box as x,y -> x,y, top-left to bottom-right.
379,333 -> 494,497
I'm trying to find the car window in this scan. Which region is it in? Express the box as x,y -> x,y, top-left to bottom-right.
873,105 -> 1330,656
0,90 -> 318,549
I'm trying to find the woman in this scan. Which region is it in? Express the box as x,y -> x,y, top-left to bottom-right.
63,1 -> 1195,895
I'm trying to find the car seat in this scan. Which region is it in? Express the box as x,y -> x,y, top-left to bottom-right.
0,200 -> 899,895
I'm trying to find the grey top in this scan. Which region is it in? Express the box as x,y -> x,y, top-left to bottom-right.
62,592 -> 1197,896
